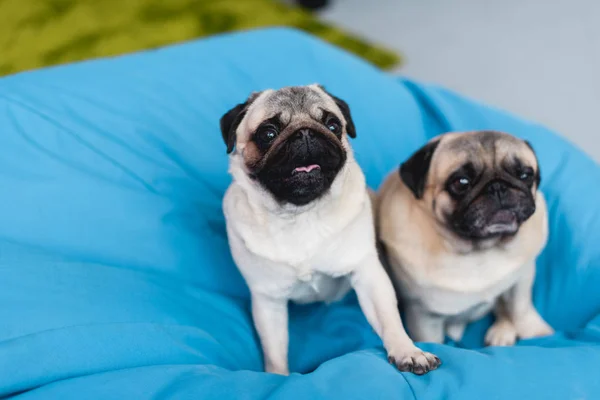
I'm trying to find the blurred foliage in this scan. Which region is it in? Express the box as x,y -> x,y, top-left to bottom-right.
0,0 -> 401,76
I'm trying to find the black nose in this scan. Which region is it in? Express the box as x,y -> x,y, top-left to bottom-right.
293,128 -> 316,141
487,181 -> 508,200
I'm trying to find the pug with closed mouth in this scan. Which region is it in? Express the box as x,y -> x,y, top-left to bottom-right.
377,131 -> 554,346
220,85 -> 440,375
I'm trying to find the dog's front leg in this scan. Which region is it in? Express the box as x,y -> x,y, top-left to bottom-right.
504,262 -> 554,340
251,293 -> 290,375
485,298 -> 518,346
351,254 -> 441,375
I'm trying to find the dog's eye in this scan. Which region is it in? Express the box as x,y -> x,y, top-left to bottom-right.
256,124 -> 279,145
325,117 -> 342,135
517,167 -> 535,185
448,176 -> 471,196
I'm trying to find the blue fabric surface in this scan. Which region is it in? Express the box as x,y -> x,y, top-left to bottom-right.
1,28 -> 600,399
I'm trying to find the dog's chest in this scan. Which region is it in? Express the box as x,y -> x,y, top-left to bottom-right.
269,217 -> 338,265
287,272 -> 352,304
431,252 -> 525,292
239,203 -> 371,276
396,251 -> 527,316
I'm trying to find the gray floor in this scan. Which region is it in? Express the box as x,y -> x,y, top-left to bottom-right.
320,0 -> 600,162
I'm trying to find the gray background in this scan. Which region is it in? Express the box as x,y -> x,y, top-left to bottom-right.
318,0 -> 600,162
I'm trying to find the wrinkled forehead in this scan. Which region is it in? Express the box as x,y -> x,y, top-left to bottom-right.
241,85 -> 339,136
431,131 -> 537,179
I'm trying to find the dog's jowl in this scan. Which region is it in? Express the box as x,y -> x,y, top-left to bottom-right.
220,84 -> 440,375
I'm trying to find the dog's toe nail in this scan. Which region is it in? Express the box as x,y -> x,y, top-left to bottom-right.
391,352 -> 441,374
398,360 -> 413,372
413,364 -> 426,375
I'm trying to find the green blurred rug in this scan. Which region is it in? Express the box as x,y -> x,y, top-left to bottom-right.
0,0 -> 401,76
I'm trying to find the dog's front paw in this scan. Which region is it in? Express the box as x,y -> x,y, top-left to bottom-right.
515,310 -> 554,339
388,348 -> 441,375
485,320 -> 517,347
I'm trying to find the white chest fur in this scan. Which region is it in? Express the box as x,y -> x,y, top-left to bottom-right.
388,247 -> 531,316
223,162 -> 375,300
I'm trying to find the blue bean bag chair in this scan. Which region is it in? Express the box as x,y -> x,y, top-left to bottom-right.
1,28 -> 600,399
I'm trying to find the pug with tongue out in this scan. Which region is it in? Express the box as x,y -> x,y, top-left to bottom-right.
220,85 -> 440,376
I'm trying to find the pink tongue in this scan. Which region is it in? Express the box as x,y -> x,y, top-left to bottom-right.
294,164 -> 320,173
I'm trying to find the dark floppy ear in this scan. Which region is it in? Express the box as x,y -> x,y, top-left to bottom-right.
319,86 -> 356,138
524,140 -> 541,186
220,102 -> 248,154
399,139 -> 441,199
